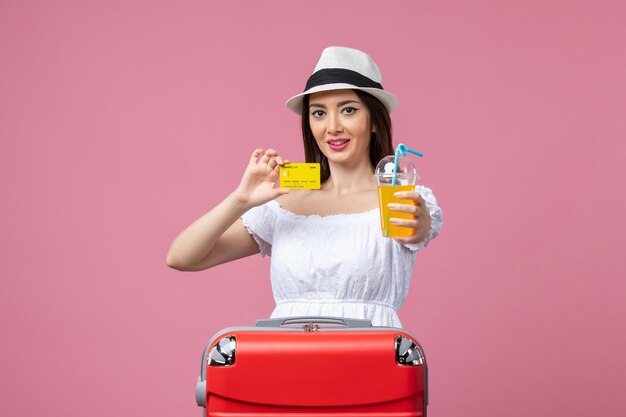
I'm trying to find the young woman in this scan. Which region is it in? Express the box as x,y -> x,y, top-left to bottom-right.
166,46 -> 443,327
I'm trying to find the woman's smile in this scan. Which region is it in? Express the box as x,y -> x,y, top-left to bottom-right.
326,137 -> 351,151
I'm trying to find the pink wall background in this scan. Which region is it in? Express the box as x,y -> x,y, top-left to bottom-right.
1,1 -> 624,416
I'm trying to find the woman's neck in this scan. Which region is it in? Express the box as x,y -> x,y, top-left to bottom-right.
323,159 -> 376,195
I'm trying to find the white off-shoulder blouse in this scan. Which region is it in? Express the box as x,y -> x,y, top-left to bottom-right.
241,185 -> 443,328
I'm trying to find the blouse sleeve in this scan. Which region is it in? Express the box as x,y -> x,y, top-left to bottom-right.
241,201 -> 279,257
400,185 -> 444,252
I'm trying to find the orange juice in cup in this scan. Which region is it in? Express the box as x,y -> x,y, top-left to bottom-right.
377,185 -> 417,237
374,155 -> 419,238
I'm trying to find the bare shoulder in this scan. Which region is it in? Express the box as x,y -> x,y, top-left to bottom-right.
276,189 -> 313,211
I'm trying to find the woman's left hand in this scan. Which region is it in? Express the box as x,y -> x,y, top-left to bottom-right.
388,191 -> 431,245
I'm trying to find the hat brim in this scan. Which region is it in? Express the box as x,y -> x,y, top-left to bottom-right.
285,83 -> 398,115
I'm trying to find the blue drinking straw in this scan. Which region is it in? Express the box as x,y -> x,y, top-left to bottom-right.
391,143 -> 424,186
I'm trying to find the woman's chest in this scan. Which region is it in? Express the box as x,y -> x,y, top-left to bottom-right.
270,215 -> 384,268
281,190 -> 378,217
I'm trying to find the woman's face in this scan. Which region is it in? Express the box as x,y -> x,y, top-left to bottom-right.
308,89 -> 372,166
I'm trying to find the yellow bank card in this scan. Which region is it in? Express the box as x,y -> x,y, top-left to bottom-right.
279,163 -> 321,189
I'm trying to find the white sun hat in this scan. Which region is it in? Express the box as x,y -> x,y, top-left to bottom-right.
285,46 -> 399,115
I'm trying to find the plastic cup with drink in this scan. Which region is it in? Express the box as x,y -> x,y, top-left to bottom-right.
374,144 -> 423,238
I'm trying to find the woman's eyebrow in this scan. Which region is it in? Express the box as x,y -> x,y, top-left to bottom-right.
337,100 -> 360,107
309,100 -> 361,109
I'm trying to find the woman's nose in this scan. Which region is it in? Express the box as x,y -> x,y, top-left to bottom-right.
327,112 -> 343,134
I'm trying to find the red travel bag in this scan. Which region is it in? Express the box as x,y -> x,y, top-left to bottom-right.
195,316 -> 428,417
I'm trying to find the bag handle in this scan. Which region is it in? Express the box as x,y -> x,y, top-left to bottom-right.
255,316 -> 372,328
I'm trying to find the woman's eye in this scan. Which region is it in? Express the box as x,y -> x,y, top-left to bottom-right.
342,107 -> 358,115
311,110 -> 325,118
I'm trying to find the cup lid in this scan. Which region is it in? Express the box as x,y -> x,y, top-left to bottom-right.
374,155 -> 417,178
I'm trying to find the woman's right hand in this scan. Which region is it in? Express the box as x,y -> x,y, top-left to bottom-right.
232,148 -> 290,209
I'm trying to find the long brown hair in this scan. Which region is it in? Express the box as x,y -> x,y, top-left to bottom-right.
301,89 -> 394,183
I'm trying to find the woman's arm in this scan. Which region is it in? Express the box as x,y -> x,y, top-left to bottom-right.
166,148 -> 289,271
166,195 -> 258,271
